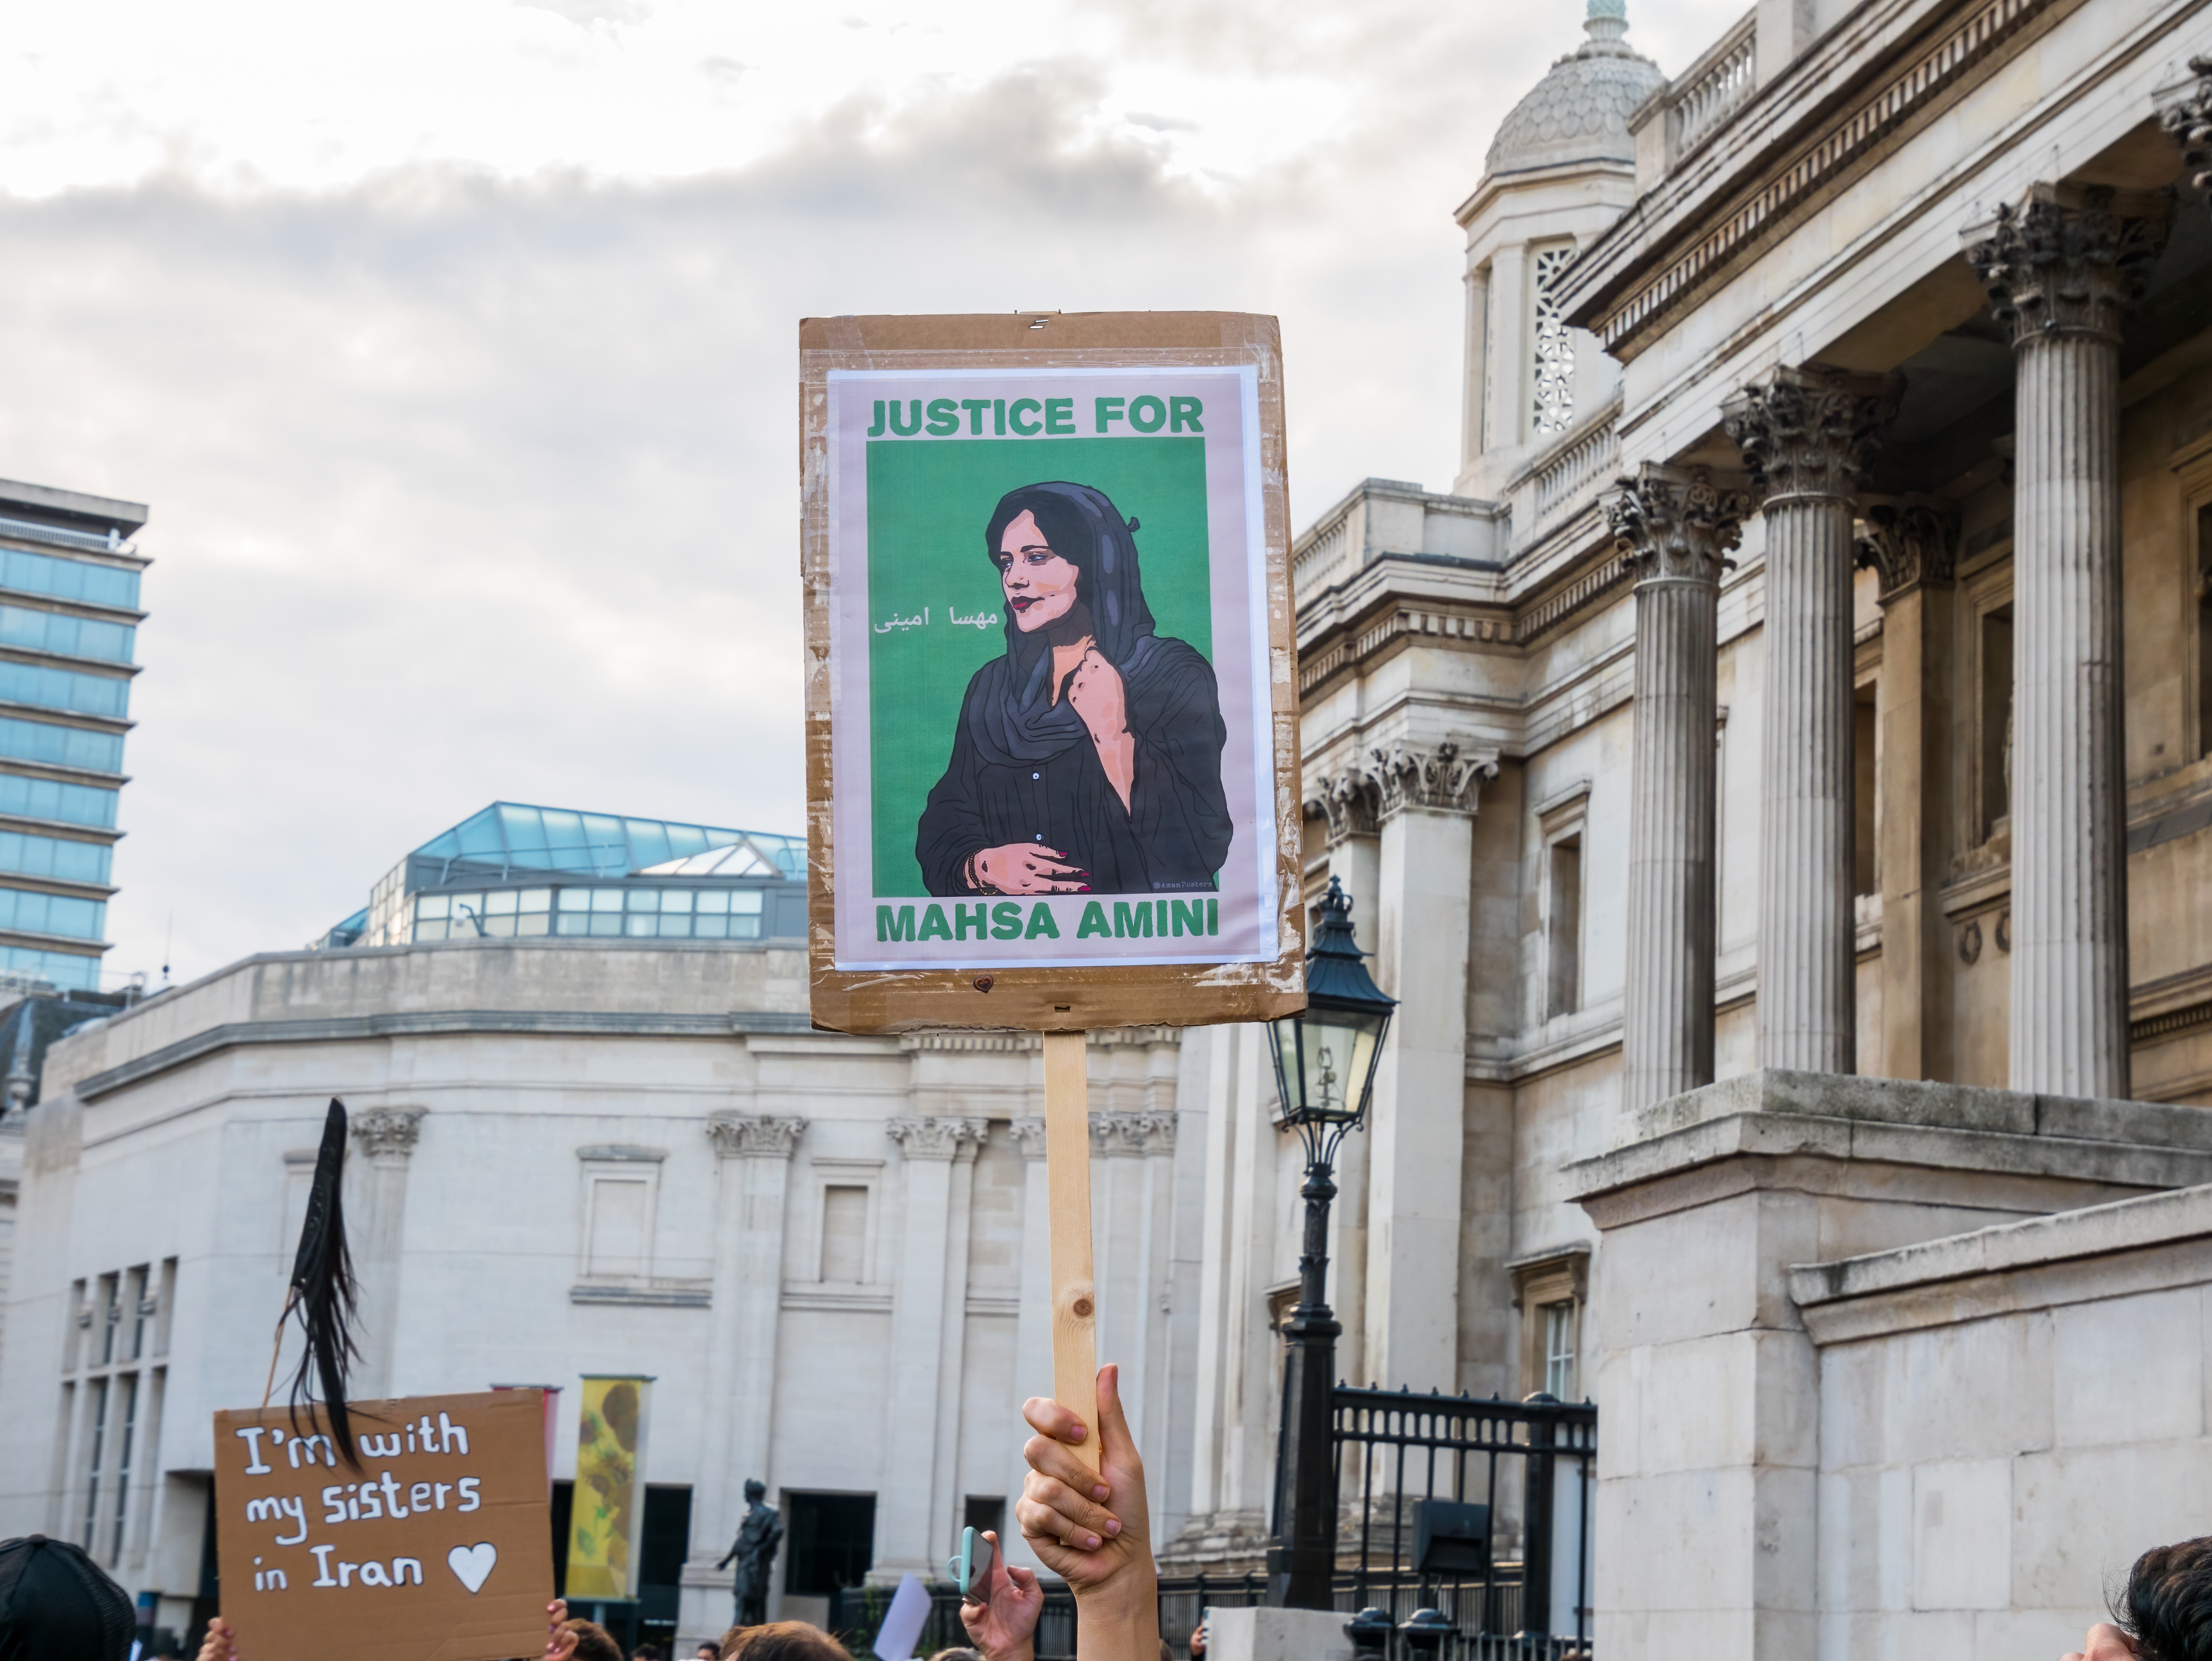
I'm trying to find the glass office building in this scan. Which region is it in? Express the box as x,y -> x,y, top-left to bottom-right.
0,481 -> 148,992
316,801 -> 807,950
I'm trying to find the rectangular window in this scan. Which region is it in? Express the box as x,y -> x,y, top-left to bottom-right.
2199,504 -> 2212,758
584,1176 -> 653,1279
0,714 -> 124,775
1854,683 -> 1879,897
1979,604 -> 2014,841
1529,244 -> 1578,439
111,1372 -> 137,1561
785,1492 -> 876,1595
1542,1301 -> 1579,1401
0,659 -> 130,718
0,547 -> 140,609
0,604 -> 133,664
1545,834 -> 1583,1020
81,1377 -> 107,1549
820,1186 -> 869,1283
97,1275 -> 118,1366
0,775 -> 117,829
124,1266 -> 148,1360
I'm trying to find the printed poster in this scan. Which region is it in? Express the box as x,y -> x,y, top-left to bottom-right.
825,364 -> 1277,972
566,1374 -> 652,1599
212,1390 -> 553,1661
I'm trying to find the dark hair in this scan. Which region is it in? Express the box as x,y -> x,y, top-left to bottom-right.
0,1535 -> 134,1661
560,1617 -> 627,1661
982,482 -> 1154,666
2119,1536 -> 2212,1660
719,1622 -> 850,1661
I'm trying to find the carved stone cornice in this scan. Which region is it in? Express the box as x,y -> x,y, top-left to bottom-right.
1008,1117 -> 1050,1160
2159,58 -> 2212,206
1965,183 -> 2172,347
1855,498 -> 1959,602
1089,1109 -> 1178,1156
886,1115 -> 989,1161
1368,740 -> 1496,819
1721,367 -> 1901,502
350,1107 -> 426,1159
707,1112 -> 807,1160
1305,768 -> 1380,846
1605,464 -> 1752,586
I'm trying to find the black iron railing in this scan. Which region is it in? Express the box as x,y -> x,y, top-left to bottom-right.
1332,1385 -> 1596,1660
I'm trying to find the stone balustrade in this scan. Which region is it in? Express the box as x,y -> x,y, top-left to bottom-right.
1631,9 -> 1755,185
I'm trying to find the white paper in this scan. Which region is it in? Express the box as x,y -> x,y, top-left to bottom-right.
873,1571 -> 933,1661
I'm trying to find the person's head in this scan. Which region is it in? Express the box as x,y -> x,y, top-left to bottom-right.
745,1478 -> 767,1504
0,1535 -> 133,1660
983,484 -> 1152,656
932,1649 -> 983,1661
697,1647 -> 721,1661
553,1617 -> 625,1661
718,1622 -> 848,1661
2119,1536 -> 2212,1660
636,1646 -> 663,1661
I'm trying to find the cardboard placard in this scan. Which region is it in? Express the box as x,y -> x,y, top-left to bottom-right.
214,1390 -> 553,1661
800,311 -> 1306,1034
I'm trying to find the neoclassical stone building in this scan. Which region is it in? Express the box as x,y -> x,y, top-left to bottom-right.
0,936 -> 1206,1654
1167,0 -> 2212,1650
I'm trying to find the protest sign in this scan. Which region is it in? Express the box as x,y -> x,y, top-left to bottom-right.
213,1389 -> 552,1661
800,311 -> 1305,1036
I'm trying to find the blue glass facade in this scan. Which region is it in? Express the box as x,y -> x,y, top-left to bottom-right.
0,481 -> 147,992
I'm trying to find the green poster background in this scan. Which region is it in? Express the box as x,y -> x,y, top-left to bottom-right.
866,436 -> 1214,897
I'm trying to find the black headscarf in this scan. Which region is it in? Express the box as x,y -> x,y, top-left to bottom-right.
0,1536 -> 134,1661
971,482 -> 1169,769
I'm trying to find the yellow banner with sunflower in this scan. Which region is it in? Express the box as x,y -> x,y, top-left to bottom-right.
566,1375 -> 653,1599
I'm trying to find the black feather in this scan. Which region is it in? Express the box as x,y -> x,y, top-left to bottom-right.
285,1098 -> 362,1468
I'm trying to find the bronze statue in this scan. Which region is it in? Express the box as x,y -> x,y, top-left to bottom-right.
717,1479 -> 784,1627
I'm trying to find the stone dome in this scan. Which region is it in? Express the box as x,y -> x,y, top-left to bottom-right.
1484,0 -> 1666,177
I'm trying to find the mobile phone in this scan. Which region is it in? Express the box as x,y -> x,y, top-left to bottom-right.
947,1525 -> 996,1605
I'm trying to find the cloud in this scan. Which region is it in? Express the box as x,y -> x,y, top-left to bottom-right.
0,0 -> 1752,986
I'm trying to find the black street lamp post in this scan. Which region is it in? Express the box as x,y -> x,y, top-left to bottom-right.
1263,877 -> 1397,1610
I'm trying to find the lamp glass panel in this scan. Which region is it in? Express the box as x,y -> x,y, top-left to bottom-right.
1296,1006 -> 1382,1123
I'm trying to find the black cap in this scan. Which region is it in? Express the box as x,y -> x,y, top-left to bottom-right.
0,1535 -> 134,1661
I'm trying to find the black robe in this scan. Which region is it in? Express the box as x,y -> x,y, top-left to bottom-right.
916,633 -> 1231,896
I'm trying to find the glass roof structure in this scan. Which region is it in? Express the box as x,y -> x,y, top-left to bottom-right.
410,803 -> 805,883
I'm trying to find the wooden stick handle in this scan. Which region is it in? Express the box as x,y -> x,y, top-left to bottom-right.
1042,1029 -> 1101,1474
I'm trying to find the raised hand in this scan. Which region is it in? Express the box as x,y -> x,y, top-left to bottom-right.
1016,1363 -> 1152,1597
970,844 -> 1089,895
957,1529 -> 1043,1661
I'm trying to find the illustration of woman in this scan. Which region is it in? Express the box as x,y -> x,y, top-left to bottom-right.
916,481 -> 1231,897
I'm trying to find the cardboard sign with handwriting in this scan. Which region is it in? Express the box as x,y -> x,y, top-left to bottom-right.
214,1390 -> 553,1661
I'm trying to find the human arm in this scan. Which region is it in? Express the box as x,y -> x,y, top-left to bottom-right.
957,1529 -> 1043,1661
1016,1363 -> 1159,1661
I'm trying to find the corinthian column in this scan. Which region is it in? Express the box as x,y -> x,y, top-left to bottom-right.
1967,184 -> 2170,1098
349,1106 -> 425,1397
695,1112 -> 804,1597
1363,739 -> 1494,1393
1606,466 -> 1753,1112
876,1115 -> 988,1578
1724,367 -> 1900,1073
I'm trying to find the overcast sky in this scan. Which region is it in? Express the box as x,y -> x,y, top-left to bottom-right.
0,0 -> 1742,987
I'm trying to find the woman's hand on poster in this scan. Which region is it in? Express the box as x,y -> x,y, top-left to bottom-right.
1066,650 -> 1136,810
958,1529 -> 1044,1661
969,844 -> 1090,895
1065,649 -> 1128,747
1017,1363 -> 1154,1603
197,1616 -> 238,1661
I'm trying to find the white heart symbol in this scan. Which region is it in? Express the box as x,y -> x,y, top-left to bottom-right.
447,1542 -> 498,1595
